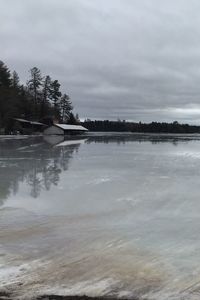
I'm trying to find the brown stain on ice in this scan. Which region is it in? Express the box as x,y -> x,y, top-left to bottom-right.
9,239 -> 169,299
0,224 -> 50,241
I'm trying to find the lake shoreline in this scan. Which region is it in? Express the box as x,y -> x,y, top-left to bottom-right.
36,295 -> 141,300
0,293 -> 142,300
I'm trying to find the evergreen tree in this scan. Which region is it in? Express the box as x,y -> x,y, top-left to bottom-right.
41,75 -> 52,118
0,61 -> 12,128
27,67 -> 42,117
18,85 -> 32,120
75,113 -> 80,123
0,61 -> 11,88
11,71 -> 20,89
68,112 -> 77,125
60,93 -> 73,123
50,80 -> 61,118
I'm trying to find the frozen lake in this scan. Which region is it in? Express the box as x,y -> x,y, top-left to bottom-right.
1,133 -> 200,299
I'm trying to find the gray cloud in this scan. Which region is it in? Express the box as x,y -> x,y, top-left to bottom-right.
1,0 -> 200,123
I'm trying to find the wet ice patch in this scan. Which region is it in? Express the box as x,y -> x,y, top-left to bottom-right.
174,151 -> 200,159
87,177 -> 112,185
117,196 -> 139,206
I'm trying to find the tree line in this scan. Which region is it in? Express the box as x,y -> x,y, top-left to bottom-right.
83,120 -> 200,133
0,60 -> 79,132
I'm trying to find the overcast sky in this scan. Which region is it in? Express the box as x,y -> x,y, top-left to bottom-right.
2,0 -> 200,123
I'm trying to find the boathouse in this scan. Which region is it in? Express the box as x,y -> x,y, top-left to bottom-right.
43,124 -> 88,135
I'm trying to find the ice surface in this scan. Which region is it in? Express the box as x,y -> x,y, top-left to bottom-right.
1,134 -> 200,299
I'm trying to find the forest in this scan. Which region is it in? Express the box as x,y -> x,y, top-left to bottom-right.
0,60 -> 78,133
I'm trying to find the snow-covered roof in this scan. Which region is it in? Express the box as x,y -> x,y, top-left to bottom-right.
14,118 -> 45,126
55,124 -> 88,131
14,118 -> 29,123
30,121 -> 45,126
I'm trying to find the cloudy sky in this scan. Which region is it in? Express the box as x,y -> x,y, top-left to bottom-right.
2,0 -> 200,123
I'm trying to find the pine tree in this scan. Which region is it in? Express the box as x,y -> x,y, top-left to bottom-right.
27,67 -> 43,118
68,112 -> 77,125
50,80 -> 61,119
0,61 -> 12,128
41,75 -> 51,118
11,71 -> 20,89
60,94 -> 73,123
0,61 -> 11,88
75,113 -> 80,123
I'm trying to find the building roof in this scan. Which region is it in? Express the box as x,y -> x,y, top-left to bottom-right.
30,121 -> 45,126
14,118 -> 45,126
54,124 -> 88,131
14,118 -> 29,123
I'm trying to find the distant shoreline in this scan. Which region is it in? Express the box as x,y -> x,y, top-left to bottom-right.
82,120 -> 200,134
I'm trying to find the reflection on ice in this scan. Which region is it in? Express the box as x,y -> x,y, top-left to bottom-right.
55,139 -> 87,147
0,136 -> 85,203
43,134 -> 64,145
